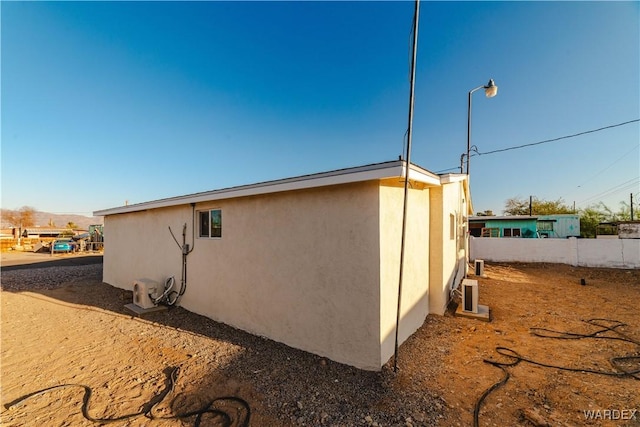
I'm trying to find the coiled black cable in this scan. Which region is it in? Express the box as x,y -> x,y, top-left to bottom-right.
474,319 -> 640,427
4,366 -> 250,427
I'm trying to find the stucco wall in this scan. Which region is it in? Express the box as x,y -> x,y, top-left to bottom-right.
378,181 -> 430,366
429,182 -> 467,315
470,237 -> 640,268
103,205 -> 191,289
104,182 -> 383,370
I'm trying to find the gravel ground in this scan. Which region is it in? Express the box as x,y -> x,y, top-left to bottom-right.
1,260 -> 442,427
1,263 -> 103,291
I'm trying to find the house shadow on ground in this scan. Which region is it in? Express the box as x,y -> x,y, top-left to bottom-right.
1,258 -> 443,427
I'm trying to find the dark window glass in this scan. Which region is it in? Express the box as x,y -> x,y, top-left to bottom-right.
199,211 -> 209,237
211,209 -> 222,238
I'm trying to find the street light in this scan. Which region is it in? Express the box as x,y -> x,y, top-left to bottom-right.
466,79 -> 498,175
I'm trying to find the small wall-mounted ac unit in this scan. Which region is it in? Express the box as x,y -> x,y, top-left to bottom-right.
461,279 -> 479,313
474,259 -> 485,277
133,279 -> 159,309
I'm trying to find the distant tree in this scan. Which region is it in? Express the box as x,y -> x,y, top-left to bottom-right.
613,201 -> 632,221
475,210 -> 494,216
503,197 -> 573,215
1,206 -> 36,243
578,204 -> 608,238
578,201 -> 633,238
48,218 -> 56,227
587,201 -> 632,222
503,197 -> 529,215
66,221 -> 78,230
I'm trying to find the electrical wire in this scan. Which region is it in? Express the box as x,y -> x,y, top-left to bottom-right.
401,128 -> 409,161
435,119 -> 639,173
576,177 -> 639,207
399,0 -> 417,161
472,119 -> 639,157
557,143 -> 640,203
473,318 -> 640,427
153,276 -> 177,306
4,366 -> 251,427
169,226 -> 182,250
167,221 -> 193,305
574,144 -> 639,189
435,166 -> 462,174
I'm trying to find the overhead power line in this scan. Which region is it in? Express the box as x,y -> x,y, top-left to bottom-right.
435,119 -> 639,174
558,142 -> 639,202
472,119 -> 639,157
574,143 -> 639,189
577,177 -> 640,207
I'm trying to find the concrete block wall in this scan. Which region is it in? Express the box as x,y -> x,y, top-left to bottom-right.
470,237 -> 639,269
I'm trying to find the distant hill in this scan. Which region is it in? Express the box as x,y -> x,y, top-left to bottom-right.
1,211 -> 104,230
31,211 -> 103,231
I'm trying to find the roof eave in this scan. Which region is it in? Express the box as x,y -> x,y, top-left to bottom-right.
96,160 -> 448,216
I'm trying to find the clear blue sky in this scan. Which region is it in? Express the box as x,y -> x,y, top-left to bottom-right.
2,1 -> 638,217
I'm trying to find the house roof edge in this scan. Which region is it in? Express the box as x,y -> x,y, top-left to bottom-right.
94,160 -> 442,216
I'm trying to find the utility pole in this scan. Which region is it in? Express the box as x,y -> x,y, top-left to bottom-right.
394,0 -> 420,374
631,193 -> 635,221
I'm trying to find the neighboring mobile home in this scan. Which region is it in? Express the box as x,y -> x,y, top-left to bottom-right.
469,214 -> 580,238
94,160 -> 472,370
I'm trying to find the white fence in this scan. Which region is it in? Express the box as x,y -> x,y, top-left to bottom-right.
470,237 -> 640,269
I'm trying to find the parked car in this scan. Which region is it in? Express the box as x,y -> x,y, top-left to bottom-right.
52,239 -> 76,253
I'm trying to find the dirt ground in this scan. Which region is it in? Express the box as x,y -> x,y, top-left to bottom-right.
1,257 -> 639,427
403,263 -> 640,427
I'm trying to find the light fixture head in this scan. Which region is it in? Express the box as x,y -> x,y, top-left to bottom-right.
484,79 -> 498,98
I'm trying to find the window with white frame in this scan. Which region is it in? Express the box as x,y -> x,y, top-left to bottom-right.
199,209 -> 222,238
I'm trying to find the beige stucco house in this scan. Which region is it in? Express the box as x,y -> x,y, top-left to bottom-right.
94,160 -> 472,370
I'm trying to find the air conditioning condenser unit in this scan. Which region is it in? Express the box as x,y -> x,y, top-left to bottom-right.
133,279 -> 159,309
474,259 -> 485,277
461,279 -> 479,313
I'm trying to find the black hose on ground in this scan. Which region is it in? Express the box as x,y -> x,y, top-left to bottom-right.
473,318 -> 640,427
4,366 -> 250,427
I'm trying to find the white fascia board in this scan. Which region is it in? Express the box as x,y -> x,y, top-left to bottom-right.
95,161 -> 426,216
407,164 -> 441,186
438,173 -> 473,214
439,173 -> 467,184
